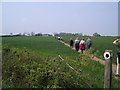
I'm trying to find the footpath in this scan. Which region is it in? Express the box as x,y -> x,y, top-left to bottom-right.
59,40 -> 120,80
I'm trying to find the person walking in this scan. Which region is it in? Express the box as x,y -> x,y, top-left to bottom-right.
86,37 -> 92,49
70,38 -> 74,48
80,39 -> 85,53
113,39 -> 120,76
75,37 -> 80,52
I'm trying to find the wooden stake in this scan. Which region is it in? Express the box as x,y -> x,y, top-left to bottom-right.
104,50 -> 112,89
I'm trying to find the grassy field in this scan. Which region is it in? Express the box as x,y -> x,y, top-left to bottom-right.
2,36 -> 79,59
60,34 -> 118,63
2,36 -> 120,88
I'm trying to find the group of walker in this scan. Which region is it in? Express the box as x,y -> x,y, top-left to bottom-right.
70,37 -> 92,53
69,37 -> 120,76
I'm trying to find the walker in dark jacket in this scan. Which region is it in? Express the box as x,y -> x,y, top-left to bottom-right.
86,37 -> 92,49
70,38 -> 74,48
75,37 -> 80,51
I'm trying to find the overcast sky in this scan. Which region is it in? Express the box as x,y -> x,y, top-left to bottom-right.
1,1 -> 119,36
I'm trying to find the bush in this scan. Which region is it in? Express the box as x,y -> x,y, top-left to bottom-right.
2,46 -> 91,88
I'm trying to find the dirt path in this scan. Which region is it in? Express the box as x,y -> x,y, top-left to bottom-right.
59,40 -> 120,80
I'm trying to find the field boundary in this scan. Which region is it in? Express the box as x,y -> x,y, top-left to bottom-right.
59,40 -> 120,80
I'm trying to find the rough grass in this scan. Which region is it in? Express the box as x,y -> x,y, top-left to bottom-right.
2,36 -> 120,88
60,34 -> 117,63
2,46 -> 91,88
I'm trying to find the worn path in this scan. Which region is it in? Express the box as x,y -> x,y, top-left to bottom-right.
59,40 -> 120,80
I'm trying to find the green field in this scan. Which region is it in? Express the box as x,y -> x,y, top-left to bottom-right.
60,34 -> 118,63
2,36 -> 120,88
2,36 -> 79,59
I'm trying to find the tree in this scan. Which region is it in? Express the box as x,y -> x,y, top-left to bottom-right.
23,32 -> 27,36
93,32 -> 101,36
35,33 -> 42,36
23,32 -> 30,36
78,33 -> 83,36
10,33 -> 13,36
31,32 -> 35,36
53,33 -> 59,36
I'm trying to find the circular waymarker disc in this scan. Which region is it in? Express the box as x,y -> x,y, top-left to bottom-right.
104,52 -> 111,60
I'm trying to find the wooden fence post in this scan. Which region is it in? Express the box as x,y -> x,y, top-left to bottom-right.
104,50 -> 112,89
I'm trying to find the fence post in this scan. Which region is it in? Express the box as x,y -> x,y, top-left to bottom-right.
104,50 -> 112,89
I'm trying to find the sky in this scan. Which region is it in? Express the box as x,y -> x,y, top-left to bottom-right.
1,1 -> 119,36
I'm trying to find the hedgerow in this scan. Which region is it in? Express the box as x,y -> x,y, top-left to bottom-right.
2,46 -> 90,88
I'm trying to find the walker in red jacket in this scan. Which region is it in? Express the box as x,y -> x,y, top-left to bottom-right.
80,39 -> 85,53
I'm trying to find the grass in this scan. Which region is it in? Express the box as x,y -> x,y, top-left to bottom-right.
91,36 -> 117,60
2,36 -> 120,88
60,34 -> 117,63
2,36 -> 79,59
2,46 -> 91,88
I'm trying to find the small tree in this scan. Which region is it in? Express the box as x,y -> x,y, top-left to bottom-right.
35,33 -> 42,36
31,32 -> 35,36
23,32 -> 27,36
79,33 -> 83,36
10,33 -> 13,36
93,32 -> 101,36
